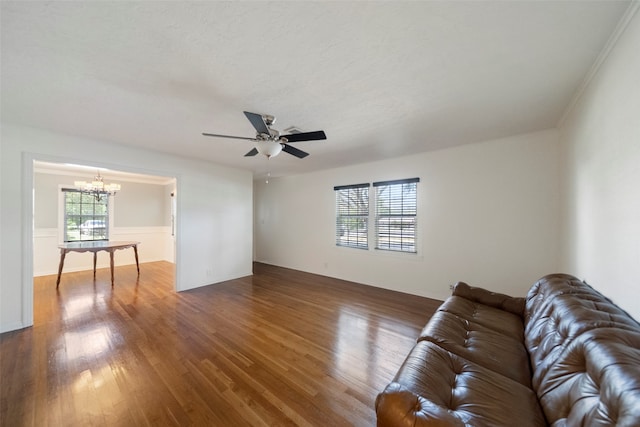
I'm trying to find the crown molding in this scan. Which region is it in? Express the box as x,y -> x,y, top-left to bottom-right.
34,161 -> 175,186
557,1 -> 640,127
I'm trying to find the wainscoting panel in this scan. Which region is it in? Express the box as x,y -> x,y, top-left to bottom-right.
33,226 -> 174,276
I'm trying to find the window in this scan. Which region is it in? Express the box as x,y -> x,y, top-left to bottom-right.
374,178 -> 419,253
335,183 -> 370,249
63,189 -> 109,241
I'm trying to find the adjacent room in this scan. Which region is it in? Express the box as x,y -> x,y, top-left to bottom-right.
1,1 -> 639,426
32,161 -> 176,283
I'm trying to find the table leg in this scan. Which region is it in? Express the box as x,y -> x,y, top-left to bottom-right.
93,252 -> 97,279
56,249 -> 67,289
110,249 -> 115,286
133,245 -> 140,275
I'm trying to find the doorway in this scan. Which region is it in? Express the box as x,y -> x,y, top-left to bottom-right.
31,160 -> 178,323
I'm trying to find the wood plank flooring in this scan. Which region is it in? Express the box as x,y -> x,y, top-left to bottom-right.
1,261 -> 442,426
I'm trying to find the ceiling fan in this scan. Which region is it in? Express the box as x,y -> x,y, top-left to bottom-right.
202,111 -> 326,159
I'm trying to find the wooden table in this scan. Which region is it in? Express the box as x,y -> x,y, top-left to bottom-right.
56,241 -> 140,288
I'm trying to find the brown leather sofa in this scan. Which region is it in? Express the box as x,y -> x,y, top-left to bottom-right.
375,274 -> 640,426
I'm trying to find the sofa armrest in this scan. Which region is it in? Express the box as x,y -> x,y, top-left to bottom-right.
452,281 -> 525,317
375,382 -> 464,427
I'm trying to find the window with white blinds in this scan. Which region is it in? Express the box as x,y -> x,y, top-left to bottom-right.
334,183 -> 370,249
373,178 -> 419,253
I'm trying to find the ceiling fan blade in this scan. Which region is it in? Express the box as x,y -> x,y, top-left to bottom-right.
281,130 -> 326,143
244,148 -> 259,157
243,111 -> 270,134
282,143 -> 309,159
202,132 -> 256,141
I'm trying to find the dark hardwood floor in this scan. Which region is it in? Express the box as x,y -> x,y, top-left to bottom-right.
1,261 -> 441,426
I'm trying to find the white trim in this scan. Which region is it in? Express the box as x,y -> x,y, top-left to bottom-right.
0,321 -> 27,334
22,153 -> 35,330
110,226 -> 171,235
34,228 -> 57,238
558,1 -> 640,127
34,161 -> 175,185
334,244 -> 425,262
21,152 -> 181,331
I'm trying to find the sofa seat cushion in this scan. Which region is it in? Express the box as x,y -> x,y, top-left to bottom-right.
375,341 -> 547,427
418,311 -> 532,386
438,296 -> 524,338
535,329 -> 640,426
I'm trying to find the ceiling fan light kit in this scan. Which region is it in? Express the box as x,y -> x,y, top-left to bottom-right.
256,140 -> 283,158
203,111 -> 326,159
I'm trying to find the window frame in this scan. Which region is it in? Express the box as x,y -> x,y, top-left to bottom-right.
59,187 -> 114,243
334,183 -> 370,250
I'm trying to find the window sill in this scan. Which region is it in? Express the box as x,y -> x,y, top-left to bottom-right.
334,244 -> 424,262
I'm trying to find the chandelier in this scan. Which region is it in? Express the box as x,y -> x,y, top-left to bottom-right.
74,172 -> 121,201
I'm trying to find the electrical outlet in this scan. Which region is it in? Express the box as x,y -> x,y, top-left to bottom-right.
449,284 -> 454,290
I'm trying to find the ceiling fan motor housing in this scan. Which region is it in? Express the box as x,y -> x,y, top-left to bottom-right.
263,115 -> 276,126
256,128 -> 281,141
268,128 -> 280,140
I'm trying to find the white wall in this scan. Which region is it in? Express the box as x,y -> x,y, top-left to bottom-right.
0,124 -> 253,333
559,7 -> 640,319
255,129 -> 560,301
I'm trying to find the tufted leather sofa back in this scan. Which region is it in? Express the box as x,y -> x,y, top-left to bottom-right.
537,329 -> 640,426
524,274 -> 640,425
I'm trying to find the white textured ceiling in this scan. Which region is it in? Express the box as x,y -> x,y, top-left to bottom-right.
1,1 -> 632,178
